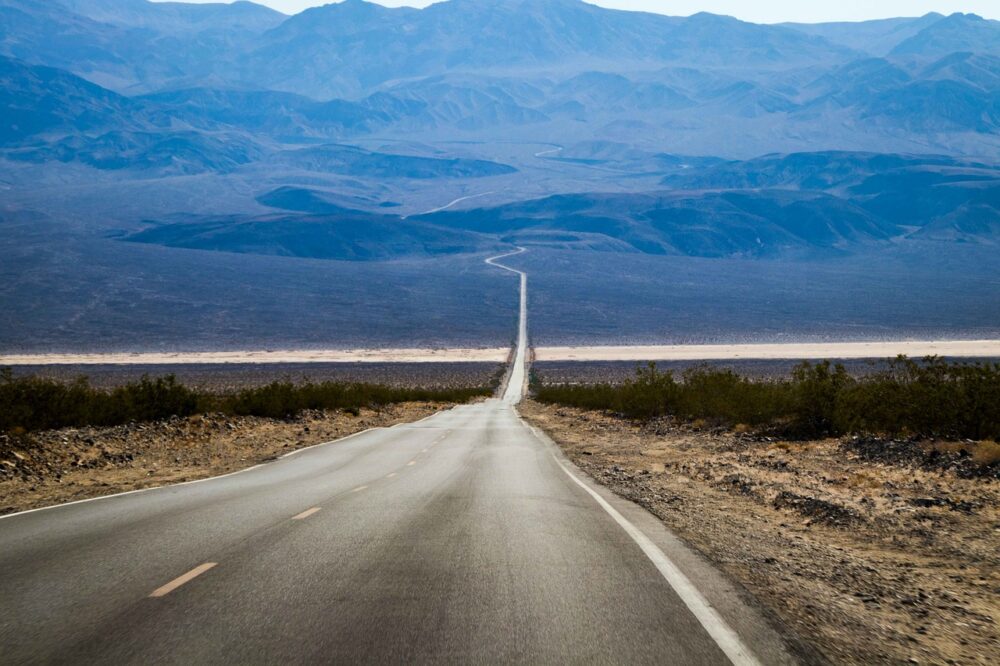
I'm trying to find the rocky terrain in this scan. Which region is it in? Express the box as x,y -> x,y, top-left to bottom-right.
0,402 -> 451,515
521,400 -> 1000,665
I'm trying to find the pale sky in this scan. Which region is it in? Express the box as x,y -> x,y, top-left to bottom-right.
169,0 -> 1000,23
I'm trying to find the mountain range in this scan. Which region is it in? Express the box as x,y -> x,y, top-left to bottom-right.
2,0 -> 999,154
1,0 -> 999,350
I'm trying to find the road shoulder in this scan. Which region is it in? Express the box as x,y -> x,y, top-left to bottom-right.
519,399 -> 1000,665
0,402 -> 452,516
518,405 -> 806,666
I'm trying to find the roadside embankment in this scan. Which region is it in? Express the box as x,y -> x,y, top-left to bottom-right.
0,403 -> 452,515
520,400 -> 999,665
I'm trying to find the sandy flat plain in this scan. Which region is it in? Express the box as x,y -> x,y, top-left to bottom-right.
0,348 -> 511,365
4,340 -> 1000,366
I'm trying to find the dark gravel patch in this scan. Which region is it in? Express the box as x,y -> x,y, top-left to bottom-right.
843,436 -> 1000,480
9,362 -> 504,392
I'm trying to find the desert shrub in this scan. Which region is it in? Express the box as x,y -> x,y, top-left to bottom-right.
836,357 -> 1000,439
533,362 -> 678,419
534,357 -> 1000,440
0,370 -> 199,431
788,361 -> 852,437
676,365 -> 791,428
219,381 -> 490,419
0,368 -> 491,432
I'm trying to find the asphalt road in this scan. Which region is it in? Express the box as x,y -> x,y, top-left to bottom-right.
0,253 -> 796,664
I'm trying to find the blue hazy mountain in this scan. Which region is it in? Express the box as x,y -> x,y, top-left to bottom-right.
123,211 -> 507,261
1,0 -> 999,263
890,12 -> 1000,60
241,0 -> 855,99
2,0 -> 999,351
56,0 -> 283,33
783,14 -> 945,55
0,56 -> 147,144
3,1 -> 998,150
0,0 -> 281,92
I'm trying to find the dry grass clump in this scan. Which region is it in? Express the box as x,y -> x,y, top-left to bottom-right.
972,440 -> 1000,466
0,368 -> 494,433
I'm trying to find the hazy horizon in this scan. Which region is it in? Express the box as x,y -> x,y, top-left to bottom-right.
156,0 -> 1000,23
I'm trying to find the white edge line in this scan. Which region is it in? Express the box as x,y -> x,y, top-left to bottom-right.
0,463 -> 264,522
521,418 -> 761,666
279,426 -> 383,458
389,408 -> 445,429
0,425 -> 391,521
2,406 -> 459,521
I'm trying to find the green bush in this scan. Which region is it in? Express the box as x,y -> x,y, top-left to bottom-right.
675,365 -> 790,428
534,357 -> 1000,440
0,370 -> 200,432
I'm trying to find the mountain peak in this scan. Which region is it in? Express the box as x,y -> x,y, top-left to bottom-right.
890,10 -> 1000,58
945,12 -> 984,21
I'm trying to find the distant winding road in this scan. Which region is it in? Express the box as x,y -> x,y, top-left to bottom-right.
0,250 -> 794,664
406,191 -> 497,218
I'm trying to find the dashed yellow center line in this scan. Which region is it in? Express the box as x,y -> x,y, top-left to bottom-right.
291,507 -> 321,521
149,562 -> 217,598
351,485 -> 369,493
407,460 -> 417,466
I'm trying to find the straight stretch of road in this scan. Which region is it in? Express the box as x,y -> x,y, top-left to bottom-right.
0,251 -> 795,665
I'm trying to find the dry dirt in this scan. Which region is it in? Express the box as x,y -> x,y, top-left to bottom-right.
520,400 -> 1000,666
0,402 -> 450,515
8,361 -> 504,391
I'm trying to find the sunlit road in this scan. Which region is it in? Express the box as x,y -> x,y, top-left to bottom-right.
0,252 -> 794,664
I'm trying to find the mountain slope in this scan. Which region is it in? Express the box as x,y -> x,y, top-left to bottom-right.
124,213 -> 507,261
271,144 -> 517,179
241,0 -> 855,98
783,14 -> 945,55
891,13 -> 1000,60
0,56 -> 149,144
55,0 -> 284,33
415,189 -> 897,258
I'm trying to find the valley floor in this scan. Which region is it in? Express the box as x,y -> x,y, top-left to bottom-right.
520,400 -> 1000,665
5,340 -> 999,368
0,348 -> 509,366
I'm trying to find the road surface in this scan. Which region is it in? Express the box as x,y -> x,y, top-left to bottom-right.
0,252 -> 795,664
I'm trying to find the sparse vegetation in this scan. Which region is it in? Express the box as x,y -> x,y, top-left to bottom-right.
533,356 -> 1000,440
222,380 -> 490,420
0,367 -> 492,433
